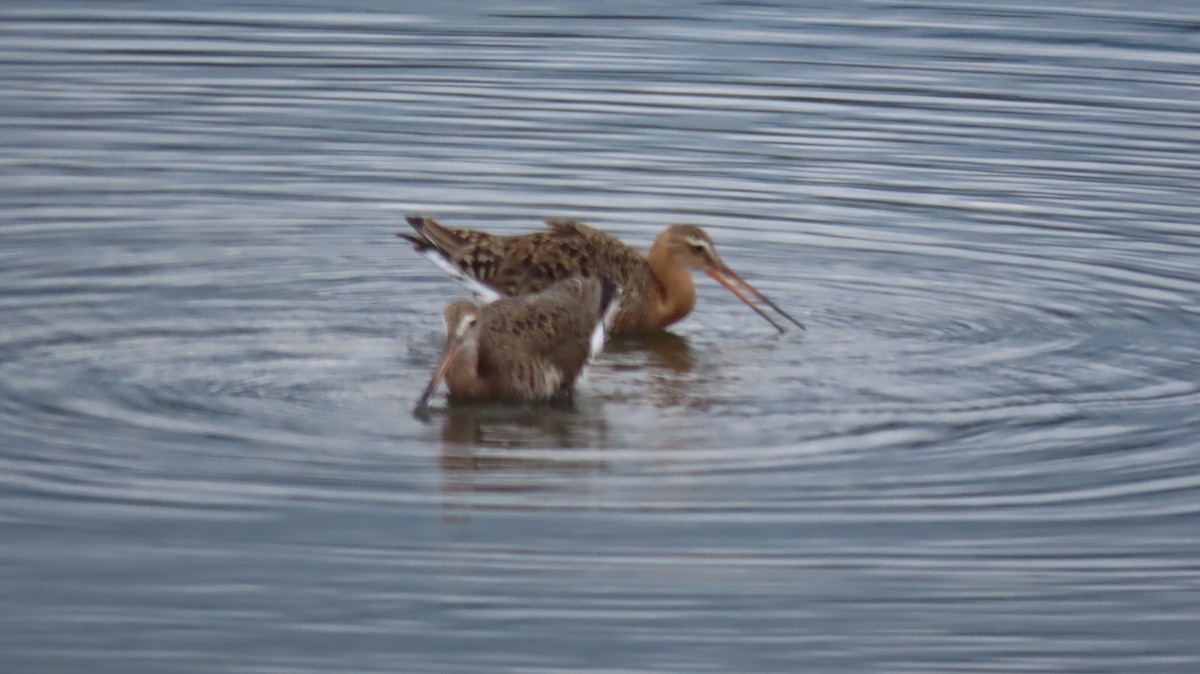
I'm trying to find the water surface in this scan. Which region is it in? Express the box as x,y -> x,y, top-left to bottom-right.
2,1 -> 1199,672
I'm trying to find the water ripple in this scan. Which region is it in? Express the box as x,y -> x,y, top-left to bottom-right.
2,2 -> 1199,672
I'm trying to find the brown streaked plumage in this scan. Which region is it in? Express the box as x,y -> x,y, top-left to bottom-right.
398,215 -> 805,335
414,276 -> 619,416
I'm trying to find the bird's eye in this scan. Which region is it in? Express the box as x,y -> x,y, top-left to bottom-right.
455,315 -> 478,336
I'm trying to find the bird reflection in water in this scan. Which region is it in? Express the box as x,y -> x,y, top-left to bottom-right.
435,402 -> 611,505
604,330 -> 694,373
428,331 -> 702,507
602,330 -> 700,409
436,401 -> 609,449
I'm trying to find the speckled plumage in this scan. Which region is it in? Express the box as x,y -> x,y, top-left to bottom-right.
414,276 -> 619,412
399,216 -> 805,334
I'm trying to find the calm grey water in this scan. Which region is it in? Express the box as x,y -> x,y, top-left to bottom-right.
2,1 -> 1199,672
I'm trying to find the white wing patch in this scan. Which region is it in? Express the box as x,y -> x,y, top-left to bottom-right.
577,287 -> 620,386
587,286 -> 622,363
418,248 -> 502,304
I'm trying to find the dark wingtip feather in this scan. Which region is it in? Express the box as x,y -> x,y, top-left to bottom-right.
598,276 -> 619,314
398,215 -> 434,250
395,231 -> 429,251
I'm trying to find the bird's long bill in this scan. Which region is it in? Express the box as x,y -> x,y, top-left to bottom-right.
705,265 -> 806,333
413,337 -> 463,416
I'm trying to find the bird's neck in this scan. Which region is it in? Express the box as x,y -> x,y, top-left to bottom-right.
647,240 -> 696,329
444,339 -> 491,400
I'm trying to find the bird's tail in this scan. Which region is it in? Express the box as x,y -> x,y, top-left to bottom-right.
396,215 -> 501,303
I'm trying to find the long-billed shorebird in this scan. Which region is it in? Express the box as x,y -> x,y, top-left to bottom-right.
414,275 -> 620,416
398,216 -> 805,335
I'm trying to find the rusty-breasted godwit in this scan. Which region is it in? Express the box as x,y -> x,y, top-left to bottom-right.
398,216 -> 805,335
413,275 -> 620,416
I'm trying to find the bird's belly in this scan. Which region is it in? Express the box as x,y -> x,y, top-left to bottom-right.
505,363 -> 566,401
446,361 -> 568,403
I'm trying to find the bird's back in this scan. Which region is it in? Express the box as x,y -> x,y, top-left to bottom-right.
405,216 -> 649,290
475,276 -> 611,401
403,216 -> 662,332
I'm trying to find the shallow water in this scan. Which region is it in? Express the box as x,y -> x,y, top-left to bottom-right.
2,1 -> 1199,672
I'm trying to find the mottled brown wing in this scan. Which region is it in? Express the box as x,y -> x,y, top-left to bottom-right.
539,219 -> 654,290
403,216 -> 656,331
402,216 -> 509,292
532,277 -> 606,377
477,278 -> 601,391
427,217 -> 653,295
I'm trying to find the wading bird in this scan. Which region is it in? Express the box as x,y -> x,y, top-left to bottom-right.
414,275 -> 619,416
398,216 -> 804,335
